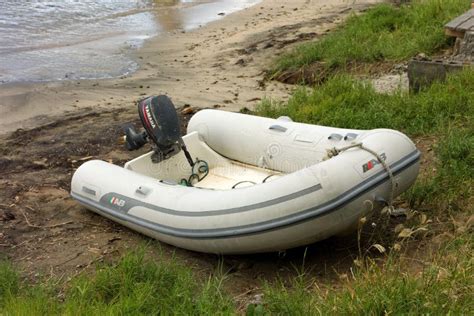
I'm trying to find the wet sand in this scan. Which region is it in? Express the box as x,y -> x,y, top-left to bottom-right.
0,0 -> 385,300
0,0 -> 380,134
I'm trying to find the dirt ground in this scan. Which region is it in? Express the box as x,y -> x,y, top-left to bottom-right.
0,0 -> 435,304
0,104 -> 435,304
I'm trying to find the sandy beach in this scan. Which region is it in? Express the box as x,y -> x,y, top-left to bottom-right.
2,0 -> 472,312
0,0 -> 382,294
0,0 -> 380,134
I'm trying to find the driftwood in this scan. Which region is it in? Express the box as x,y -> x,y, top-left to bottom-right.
19,205 -> 73,229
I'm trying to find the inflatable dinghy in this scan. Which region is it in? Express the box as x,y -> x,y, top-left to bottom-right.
71,95 -> 420,254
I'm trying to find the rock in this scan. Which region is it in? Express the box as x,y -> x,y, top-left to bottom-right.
181,106 -> 196,115
415,53 -> 430,61
408,59 -> 464,92
33,159 -> 48,167
1,211 -> 15,222
249,293 -> 264,305
235,58 -> 246,66
390,207 -> 408,217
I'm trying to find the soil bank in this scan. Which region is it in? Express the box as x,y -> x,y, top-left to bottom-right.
0,0 -> 383,301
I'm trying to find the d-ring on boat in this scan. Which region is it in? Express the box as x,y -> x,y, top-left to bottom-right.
71,95 -> 420,254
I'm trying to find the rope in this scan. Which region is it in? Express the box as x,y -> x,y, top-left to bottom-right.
180,159 -> 209,187
327,142 -> 395,214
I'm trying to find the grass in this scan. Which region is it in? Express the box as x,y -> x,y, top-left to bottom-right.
257,1 -> 474,310
272,0 -> 470,76
0,261 -> 19,304
3,234 -> 472,315
256,69 -> 474,209
0,249 -> 235,315
258,70 -> 474,135
406,127 -> 473,210
2,91 -> 473,316
2,2 -> 473,315
253,231 -> 473,315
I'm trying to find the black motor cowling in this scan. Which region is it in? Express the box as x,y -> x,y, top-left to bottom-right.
124,95 -> 194,166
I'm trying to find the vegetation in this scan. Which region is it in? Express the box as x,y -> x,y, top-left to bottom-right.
258,70 -> 473,135
257,69 -> 474,207
2,232 -> 472,315
2,1 -> 472,315
253,0 -> 474,309
406,127 -> 473,210
272,0 -> 471,76
0,250 -> 235,315
256,231 -> 473,315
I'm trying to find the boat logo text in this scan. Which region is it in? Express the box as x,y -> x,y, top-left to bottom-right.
110,196 -> 126,207
362,153 -> 387,173
145,103 -> 156,129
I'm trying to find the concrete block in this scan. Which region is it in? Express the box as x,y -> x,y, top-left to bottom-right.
407,59 -> 464,92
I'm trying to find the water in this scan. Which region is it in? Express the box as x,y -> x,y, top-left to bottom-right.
0,0 -> 259,84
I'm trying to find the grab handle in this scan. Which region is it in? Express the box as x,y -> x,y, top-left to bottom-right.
269,125 -> 287,132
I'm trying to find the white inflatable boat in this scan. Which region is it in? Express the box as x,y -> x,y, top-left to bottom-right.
71,96 -> 420,254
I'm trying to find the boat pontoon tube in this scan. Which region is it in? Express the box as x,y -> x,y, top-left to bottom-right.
71,110 -> 420,254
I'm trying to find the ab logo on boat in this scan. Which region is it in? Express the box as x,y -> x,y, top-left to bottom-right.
362,153 -> 387,173
110,196 -> 126,207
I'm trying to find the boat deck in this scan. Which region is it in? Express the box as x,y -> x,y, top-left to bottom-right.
195,161 -> 282,190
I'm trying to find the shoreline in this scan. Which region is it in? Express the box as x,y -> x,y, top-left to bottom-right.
0,1 -> 260,87
1,2 -> 472,312
0,0 -> 392,293
0,0 -> 379,135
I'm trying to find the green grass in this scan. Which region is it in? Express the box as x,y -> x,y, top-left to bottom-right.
258,70 -> 474,135
2,3 -> 473,315
258,3 -> 474,308
272,0 -> 470,76
0,261 -> 19,304
406,128 -> 473,210
257,69 -> 474,209
0,249 -> 235,315
252,231 -> 473,315
2,236 -> 473,316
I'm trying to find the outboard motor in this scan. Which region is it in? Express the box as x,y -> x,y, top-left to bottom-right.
124,95 -> 195,167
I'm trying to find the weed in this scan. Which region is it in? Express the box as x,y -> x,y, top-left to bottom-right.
272,0 -> 470,77
257,70 -> 473,135
254,231 -> 473,315
0,261 -> 19,303
406,128 -> 473,210
257,70 -> 474,208
0,249 -> 235,315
